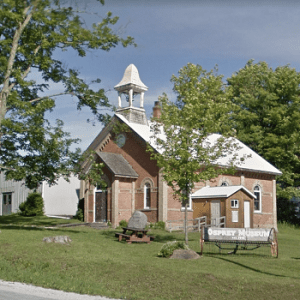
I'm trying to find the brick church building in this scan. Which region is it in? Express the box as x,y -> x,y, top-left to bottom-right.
80,64 -> 282,229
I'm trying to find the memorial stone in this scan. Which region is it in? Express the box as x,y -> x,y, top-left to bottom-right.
127,211 -> 147,229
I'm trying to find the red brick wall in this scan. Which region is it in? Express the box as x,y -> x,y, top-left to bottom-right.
166,171 -> 276,228
103,131 -> 159,189
86,120 -> 277,229
107,188 -> 112,223
101,130 -> 160,224
242,173 -> 275,228
117,179 -> 133,224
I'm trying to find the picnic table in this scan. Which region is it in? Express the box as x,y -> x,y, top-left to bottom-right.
115,227 -> 154,244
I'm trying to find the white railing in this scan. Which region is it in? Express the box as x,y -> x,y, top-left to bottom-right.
166,216 -> 225,232
194,216 -> 207,231
211,216 -> 226,227
166,216 -> 207,232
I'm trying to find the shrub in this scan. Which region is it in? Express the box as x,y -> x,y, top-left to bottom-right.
19,192 -> 44,216
155,221 -> 165,230
119,219 -> 128,228
147,221 -> 165,230
158,241 -> 189,258
74,198 -> 84,221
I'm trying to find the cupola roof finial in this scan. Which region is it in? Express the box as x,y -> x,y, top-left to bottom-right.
114,64 -> 148,93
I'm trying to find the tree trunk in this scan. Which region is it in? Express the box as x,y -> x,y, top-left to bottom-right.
185,202 -> 188,245
0,92 -> 7,149
85,181 -> 91,223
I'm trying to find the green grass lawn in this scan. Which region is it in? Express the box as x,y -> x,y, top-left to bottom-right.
0,214 -> 82,227
0,216 -> 299,300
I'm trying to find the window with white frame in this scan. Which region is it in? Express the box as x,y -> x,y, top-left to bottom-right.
231,199 -> 239,208
181,190 -> 192,210
144,183 -> 151,209
254,185 -> 261,212
221,181 -> 229,186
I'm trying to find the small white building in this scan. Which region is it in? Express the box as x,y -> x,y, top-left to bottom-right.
0,172 -> 80,216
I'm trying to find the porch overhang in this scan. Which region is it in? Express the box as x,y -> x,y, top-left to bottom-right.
96,151 -> 139,179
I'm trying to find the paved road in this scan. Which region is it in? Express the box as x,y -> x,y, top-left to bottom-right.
0,280 -> 121,300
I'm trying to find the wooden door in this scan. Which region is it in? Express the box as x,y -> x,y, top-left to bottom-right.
211,200 -> 221,226
244,200 -> 250,228
95,191 -> 107,222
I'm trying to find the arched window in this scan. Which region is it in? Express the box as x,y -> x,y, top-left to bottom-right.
144,183 -> 151,209
254,185 -> 261,212
221,181 -> 229,187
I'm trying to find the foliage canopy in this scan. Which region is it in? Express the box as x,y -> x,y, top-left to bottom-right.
228,60 -> 300,217
0,0 -> 135,189
150,63 -> 239,242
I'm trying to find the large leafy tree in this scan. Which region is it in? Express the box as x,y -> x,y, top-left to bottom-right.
150,63 -> 238,244
0,0 -> 134,189
228,60 -> 300,222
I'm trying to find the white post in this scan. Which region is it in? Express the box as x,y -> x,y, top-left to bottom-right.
129,89 -> 133,107
118,92 -> 122,108
140,92 -> 144,108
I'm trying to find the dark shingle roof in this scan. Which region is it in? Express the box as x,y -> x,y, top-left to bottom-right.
96,151 -> 138,178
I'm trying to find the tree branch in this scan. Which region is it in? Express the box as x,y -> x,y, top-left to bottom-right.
0,165 -> 15,171
29,92 -> 70,104
8,45 -> 41,91
3,2 -> 37,92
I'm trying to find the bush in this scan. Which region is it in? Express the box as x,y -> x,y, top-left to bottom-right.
158,241 -> 189,258
148,221 -> 166,230
155,221 -> 165,230
74,198 -> 84,221
119,219 -> 128,228
19,192 -> 44,216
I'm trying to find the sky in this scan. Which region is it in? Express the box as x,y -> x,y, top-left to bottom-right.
43,0 -> 300,151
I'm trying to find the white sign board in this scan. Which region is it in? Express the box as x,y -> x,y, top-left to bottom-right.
203,227 -> 272,242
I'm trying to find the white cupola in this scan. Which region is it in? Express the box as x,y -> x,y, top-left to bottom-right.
114,64 -> 148,125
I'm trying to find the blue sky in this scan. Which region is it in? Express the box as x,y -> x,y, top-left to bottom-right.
44,0 -> 300,151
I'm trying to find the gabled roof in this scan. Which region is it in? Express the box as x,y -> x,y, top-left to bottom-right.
191,185 -> 256,199
115,113 -> 282,176
96,151 -> 138,178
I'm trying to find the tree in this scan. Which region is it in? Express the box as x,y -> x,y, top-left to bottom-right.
227,60 -> 300,222
150,63 -> 238,244
0,0 -> 135,189
76,151 -> 106,221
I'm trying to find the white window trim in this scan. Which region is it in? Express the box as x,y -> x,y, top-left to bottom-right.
254,185 -> 262,213
231,199 -> 239,209
143,183 -> 151,210
181,194 -> 193,211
